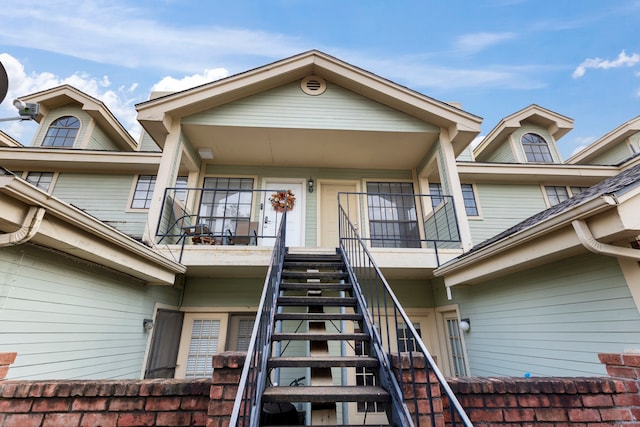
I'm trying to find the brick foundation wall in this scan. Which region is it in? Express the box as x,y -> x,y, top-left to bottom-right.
0,378 -> 211,427
1,351 -> 640,426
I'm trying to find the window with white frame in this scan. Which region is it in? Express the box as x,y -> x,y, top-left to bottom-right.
25,172 -> 54,191
444,315 -> 468,376
131,175 -> 156,209
522,133 -> 553,163
430,183 -> 479,216
366,182 -> 419,248
176,313 -> 254,379
544,186 -> 569,206
199,177 -> 254,235
42,116 -> 80,147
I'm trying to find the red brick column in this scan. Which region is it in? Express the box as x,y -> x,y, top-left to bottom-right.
0,352 -> 17,380
208,351 -> 246,427
391,352 -> 445,427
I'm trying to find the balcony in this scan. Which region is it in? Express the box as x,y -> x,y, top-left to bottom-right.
155,186 -> 462,276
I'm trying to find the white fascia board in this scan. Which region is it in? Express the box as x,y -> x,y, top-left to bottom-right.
434,195 -> 616,285
0,175 -> 185,284
456,162 -> 618,183
0,148 -> 161,173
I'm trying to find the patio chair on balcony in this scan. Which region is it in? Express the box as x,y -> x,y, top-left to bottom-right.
183,223 -> 219,245
225,221 -> 258,246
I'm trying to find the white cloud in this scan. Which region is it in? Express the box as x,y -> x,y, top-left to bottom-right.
569,136 -> 597,157
0,53 -> 142,141
454,32 -> 516,54
572,50 -> 640,78
151,68 -> 229,92
0,1 -> 305,74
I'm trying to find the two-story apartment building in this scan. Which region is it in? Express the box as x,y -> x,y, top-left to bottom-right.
1,50 -> 639,383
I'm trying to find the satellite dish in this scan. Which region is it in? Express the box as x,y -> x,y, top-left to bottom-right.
0,61 -> 8,105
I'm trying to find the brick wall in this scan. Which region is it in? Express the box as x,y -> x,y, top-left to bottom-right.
0,378 -> 210,427
1,351 -> 640,426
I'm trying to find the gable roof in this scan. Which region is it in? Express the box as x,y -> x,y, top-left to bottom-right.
566,115 -> 640,164
136,50 -> 482,154
473,104 -> 573,160
17,85 -> 138,151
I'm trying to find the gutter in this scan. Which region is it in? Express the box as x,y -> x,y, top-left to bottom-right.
572,219 -> 640,261
0,206 -> 45,247
0,175 -> 185,275
434,194 -> 617,278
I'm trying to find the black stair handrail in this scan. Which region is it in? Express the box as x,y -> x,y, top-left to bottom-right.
230,210 -> 287,427
338,204 -> 473,427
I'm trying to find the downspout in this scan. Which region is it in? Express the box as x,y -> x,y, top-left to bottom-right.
0,206 -> 46,247
572,219 -> 640,261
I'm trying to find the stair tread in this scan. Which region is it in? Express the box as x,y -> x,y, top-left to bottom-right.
283,261 -> 345,268
284,254 -> 342,261
262,385 -> 390,403
279,282 -> 352,290
277,296 -> 356,306
272,332 -> 369,341
268,355 -> 378,368
275,312 -> 362,321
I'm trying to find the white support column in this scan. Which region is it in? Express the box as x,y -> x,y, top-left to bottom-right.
143,123 -> 183,245
436,130 -> 473,252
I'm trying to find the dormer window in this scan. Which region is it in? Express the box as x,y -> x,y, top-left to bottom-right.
42,116 -> 80,147
522,133 -> 553,162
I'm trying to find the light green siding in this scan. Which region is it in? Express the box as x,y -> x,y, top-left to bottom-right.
139,131 -> 161,152
181,277 -> 264,307
184,81 -> 438,133
440,253 -> 640,377
456,147 -> 474,162
485,139 -> 515,163
591,142 -> 634,165
87,122 -> 120,150
469,183 -> 547,244
52,173 -> 147,239
0,245 -> 180,380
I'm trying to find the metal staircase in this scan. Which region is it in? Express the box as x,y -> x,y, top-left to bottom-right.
230,209 -> 473,427
264,252 -> 392,425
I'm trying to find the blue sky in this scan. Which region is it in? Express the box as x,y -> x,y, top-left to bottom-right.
1,0 -> 639,159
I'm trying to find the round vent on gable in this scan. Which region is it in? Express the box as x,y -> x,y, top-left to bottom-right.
301,76 -> 327,95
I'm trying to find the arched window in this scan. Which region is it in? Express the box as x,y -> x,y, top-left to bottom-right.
521,133 -> 553,162
42,116 -> 80,147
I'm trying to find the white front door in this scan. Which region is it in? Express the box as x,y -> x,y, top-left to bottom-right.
261,180 -> 304,247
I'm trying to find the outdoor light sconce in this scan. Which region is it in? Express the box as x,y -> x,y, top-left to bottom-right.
307,177 -> 314,193
143,318 -> 154,332
459,318 -> 471,332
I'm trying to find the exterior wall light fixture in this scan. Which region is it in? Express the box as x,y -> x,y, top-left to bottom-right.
143,318 -> 154,332
459,318 -> 471,332
308,177 -> 314,193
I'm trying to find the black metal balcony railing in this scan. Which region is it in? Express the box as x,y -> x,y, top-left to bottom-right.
338,204 -> 473,427
338,191 -> 461,265
155,187 -> 291,259
155,187 -> 462,263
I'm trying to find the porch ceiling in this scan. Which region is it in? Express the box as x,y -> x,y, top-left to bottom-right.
182,124 -> 439,169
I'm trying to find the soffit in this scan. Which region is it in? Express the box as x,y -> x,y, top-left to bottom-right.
181,125 -> 439,169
